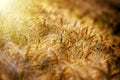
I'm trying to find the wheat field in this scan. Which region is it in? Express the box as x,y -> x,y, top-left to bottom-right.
0,0 -> 120,80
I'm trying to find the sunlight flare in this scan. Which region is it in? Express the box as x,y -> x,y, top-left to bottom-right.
0,0 -> 12,10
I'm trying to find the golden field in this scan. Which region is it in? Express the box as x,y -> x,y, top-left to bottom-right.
0,0 -> 120,80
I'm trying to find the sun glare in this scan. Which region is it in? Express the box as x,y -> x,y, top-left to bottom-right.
0,0 -> 12,10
